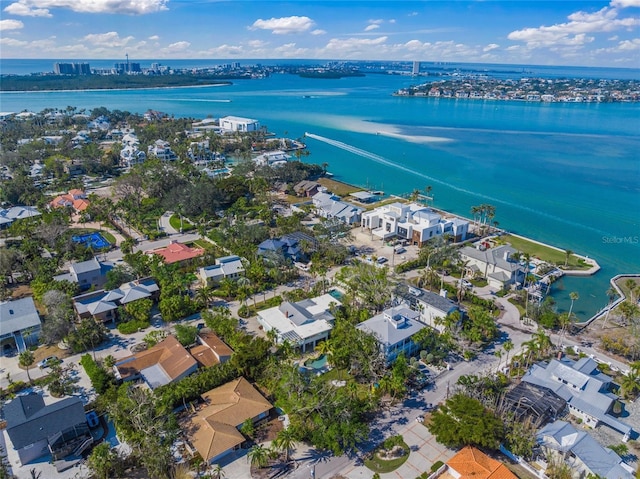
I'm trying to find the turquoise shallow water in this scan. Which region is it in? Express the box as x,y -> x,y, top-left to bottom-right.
1,71 -> 638,320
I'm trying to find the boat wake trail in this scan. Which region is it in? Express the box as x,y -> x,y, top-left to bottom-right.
304,132 -> 610,236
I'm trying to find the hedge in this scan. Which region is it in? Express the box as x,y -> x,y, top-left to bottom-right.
80,354 -> 115,394
117,319 -> 150,334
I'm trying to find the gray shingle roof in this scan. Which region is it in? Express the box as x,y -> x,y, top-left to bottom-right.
0,297 -> 42,334
357,306 -> 425,347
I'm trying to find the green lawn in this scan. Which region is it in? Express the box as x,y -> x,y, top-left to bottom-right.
317,178 -> 363,197
364,438 -> 410,473
169,214 -> 195,232
498,235 -> 589,269
100,231 -> 117,246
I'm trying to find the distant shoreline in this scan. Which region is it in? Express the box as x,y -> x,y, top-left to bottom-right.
0,83 -> 232,94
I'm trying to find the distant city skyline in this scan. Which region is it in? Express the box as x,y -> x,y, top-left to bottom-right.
0,0 -> 639,67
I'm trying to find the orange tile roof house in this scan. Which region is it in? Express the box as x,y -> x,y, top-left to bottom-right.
49,189 -> 90,212
439,446 -> 517,479
190,332 -> 234,368
145,240 -> 205,265
184,377 -> 273,464
114,335 -> 198,389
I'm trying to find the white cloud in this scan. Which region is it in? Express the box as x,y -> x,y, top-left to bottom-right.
4,2 -> 51,17
483,43 -> 500,52
250,16 -> 314,34
83,32 -> 134,47
389,19 -> 396,24
508,5 -> 640,49
148,35 -> 159,41
364,24 -> 380,32
247,40 -> 267,48
611,0 -> 640,7
0,19 -> 24,30
608,35 -> 619,40
618,38 -> 640,49
163,41 -> 190,52
368,19 -> 384,25
311,29 -> 326,35
4,0 -> 167,16
320,36 -> 388,56
408,12 -> 418,17
274,42 -> 308,57
0,37 -> 28,46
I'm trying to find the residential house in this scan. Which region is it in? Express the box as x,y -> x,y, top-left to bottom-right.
522,356 -> 633,439
349,191 -> 379,204
146,240 -> 205,265
183,377 -> 273,464
87,115 -> 110,131
4,393 -> 90,465
253,150 -> 289,167
537,421 -> 634,479
49,189 -> 90,212
121,132 -> 140,146
197,256 -> 245,287
119,144 -> 146,167
459,243 -> 526,290
356,306 -> 425,364
72,277 -> 159,323
502,381 -> 567,427
0,205 -> 40,229
113,335 -> 198,389
257,294 -> 340,352
360,202 -> 468,245
147,139 -> 178,161
257,233 -> 313,263
394,285 -> 459,331
54,256 -> 111,291
190,332 -> 234,368
0,297 -> 41,353
440,445 -> 518,479
219,116 -> 260,133
293,180 -> 321,197
312,191 -> 364,225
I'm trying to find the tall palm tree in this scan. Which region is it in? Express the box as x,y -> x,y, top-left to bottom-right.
568,291 -> 579,321
564,249 -> 573,268
503,339 -> 514,375
19,350 -> 35,383
273,427 -> 297,463
247,444 -> 269,469
424,185 -> 433,206
602,286 -> 619,330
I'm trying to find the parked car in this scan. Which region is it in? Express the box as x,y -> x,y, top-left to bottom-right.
376,257 -> 388,264
38,356 -> 61,369
459,279 -> 473,290
394,247 -> 406,254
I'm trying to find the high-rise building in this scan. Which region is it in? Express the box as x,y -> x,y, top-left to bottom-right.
412,61 -> 420,75
53,62 -> 91,75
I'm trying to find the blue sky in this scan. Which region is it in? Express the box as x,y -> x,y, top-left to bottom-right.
1,0 -> 639,67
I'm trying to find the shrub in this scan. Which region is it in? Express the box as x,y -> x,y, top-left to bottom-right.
117,319 -> 149,334
430,461 -> 444,473
80,354 -> 115,394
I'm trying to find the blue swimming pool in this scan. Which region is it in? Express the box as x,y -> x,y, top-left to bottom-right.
329,289 -> 344,301
72,232 -> 110,249
304,354 -> 328,370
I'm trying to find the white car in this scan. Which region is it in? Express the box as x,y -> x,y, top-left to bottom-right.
459,279 -> 473,290
38,356 -> 60,369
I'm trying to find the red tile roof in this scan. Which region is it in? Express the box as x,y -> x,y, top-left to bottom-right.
146,241 -> 205,264
446,446 -> 518,479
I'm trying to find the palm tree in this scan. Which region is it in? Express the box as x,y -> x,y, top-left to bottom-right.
424,185 -> 433,206
273,427 -> 297,463
620,372 -> 640,399
19,350 -> 35,383
564,249 -> 573,268
409,189 -> 421,202
494,349 -> 503,373
568,291 -> 579,321
247,444 -> 270,469
210,464 -> 225,479
503,339 -> 514,374
602,286 -> 619,330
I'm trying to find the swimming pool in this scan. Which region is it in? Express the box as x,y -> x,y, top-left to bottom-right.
304,354 -> 328,370
329,289 -> 344,301
72,232 -> 111,249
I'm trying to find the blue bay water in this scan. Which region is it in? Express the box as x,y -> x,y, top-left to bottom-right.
1,67 -> 638,320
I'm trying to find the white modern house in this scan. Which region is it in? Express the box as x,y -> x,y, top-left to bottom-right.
220,116 -> 260,133
198,256 -> 245,287
0,297 -> 42,353
253,150 -> 289,167
361,202 -> 469,245
523,357 -> 633,440
459,243 -> 526,290
257,294 -> 340,352
147,139 -> 178,161
356,306 -> 425,364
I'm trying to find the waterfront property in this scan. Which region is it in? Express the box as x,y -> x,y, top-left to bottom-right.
0,296 -> 41,353
360,202 -> 468,245
257,293 -> 340,352
356,306 -> 425,364
253,150 -> 290,167
4,393 -> 90,465
113,335 -> 198,389
182,377 -> 273,464
219,115 -> 260,133
522,356 -> 633,439
197,255 -> 245,287
459,242 -> 526,290
537,420 -> 634,479
312,191 -> 364,225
